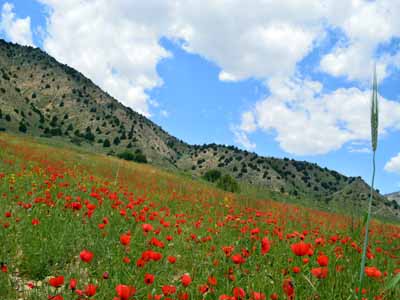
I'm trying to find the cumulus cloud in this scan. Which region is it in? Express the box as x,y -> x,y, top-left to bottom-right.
385,153 -> 400,175
0,2 -> 34,46
237,77 -> 400,155
231,125 -> 256,150
320,0 -> 400,82
29,0 -> 400,154
39,0 -> 173,116
172,1 -> 323,81
37,0 -> 325,116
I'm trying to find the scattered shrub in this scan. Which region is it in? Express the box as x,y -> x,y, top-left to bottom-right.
117,149 -> 147,164
103,139 -> 110,147
18,122 -> 27,133
203,169 -> 222,183
216,174 -> 240,193
117,151 -> 135,161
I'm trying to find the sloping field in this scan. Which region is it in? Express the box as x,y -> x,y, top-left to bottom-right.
0,133 -> 399,299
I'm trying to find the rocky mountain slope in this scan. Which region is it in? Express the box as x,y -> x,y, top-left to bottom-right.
0,39 -> 398,218
386,192 -> 400,205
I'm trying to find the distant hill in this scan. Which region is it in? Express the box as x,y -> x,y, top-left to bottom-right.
386,192 -> 400,205
0,39 -> 398,219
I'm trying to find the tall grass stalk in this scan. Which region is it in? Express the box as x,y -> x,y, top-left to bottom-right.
357,66 -> 379,299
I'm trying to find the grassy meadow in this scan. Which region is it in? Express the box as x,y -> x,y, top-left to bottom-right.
0,133 -> 399,300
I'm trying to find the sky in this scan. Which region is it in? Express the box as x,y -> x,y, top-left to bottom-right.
1,0 -> 400,194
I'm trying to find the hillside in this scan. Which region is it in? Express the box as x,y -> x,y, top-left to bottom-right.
1,133 -> 399,300
386,192 -> 400,205
0,39 -> 398,218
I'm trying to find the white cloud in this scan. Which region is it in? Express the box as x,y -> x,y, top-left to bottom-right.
172,2 -> 323,81
37,0 -> 326,116
219,71 -> 238,82
39,0 -> 173,116
348,147 -> 371,154
160,110 -> 169,118
238,77 -> 400,155
26,0 -> 400,155
0,3 -> 34,46
231,125 -> 256,150
347,141 -> 371,153
385,153 -> 400,175
240,111 -> 257,133
320,43 -> 390,82
320,0 -> 400,82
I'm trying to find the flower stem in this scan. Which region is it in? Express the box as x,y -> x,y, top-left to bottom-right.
358,150 -> 375,299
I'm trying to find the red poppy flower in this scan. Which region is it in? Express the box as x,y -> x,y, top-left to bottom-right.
84,284 -> 97,297
26,282 -> 35,289
71,202 -> 82,210
115,284 -> 136,300
144,273 -> 155,285
150,251 -> 162,261
69,278 -> 77,290
233,287 -> 246,299
123,256 -> 130,264
291,242 -> 311,256
80,249 -> 94,263
283,278 -> 295,299
120,233 -> 131,246
136,258 -> 146,267
181,274 -> 192,287
311,267 -> 328,279
261,237 -> 271,255
162,285 -> 176,296
292,266 -> 301,273
1,264 -> 7,273
270,293 -> 278,300
178,292 -> 189,300
142,223 -> 153,233
208,275 -> 217,286
49,276 -> 64,288
365,266 -> 382,278
231,253 -> 245,264
251,292 -> 266,300
150,237 -> 164,248
167,256 -> 176,264
317,254 -> 329,267
199,284 -> 210,294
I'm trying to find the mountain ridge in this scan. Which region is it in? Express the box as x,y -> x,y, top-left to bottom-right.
386,191 -> 400,205
0,38 -> 398,218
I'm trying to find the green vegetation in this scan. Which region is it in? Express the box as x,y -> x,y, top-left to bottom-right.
358,67 -> 379,298
203,169 -> 240,193
18,122 -> 27,133
216,174 -> 240,193
0,38 -> 397,220
0,133 -> 398,299
117,149 -> 147,163
203,169 -> 222,182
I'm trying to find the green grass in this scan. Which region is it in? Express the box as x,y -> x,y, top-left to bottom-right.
0,133 -> 398,300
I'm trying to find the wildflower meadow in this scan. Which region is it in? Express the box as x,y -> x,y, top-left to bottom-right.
0,133 -> 398,300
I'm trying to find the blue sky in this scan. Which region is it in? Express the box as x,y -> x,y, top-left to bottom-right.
1,0 -> 400,194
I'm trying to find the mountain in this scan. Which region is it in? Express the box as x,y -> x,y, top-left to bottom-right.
386,192 -> 400,205
0,39 -> 398,218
